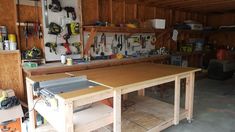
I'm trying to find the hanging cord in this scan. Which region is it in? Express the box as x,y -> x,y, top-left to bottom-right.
16,0 -> 22,50
23,97 -> 42,120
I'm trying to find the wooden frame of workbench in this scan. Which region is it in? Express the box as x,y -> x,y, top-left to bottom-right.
26,77 -> 114,132
26,63 -> 199,132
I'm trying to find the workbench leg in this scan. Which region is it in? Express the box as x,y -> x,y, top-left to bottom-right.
174,76 -> 180,125
60,101 -> 74,132
138,89 -> 145,96
185,76 -> 190,110
123,94 -> 128,101
26,81 -> 36,132
113,89 -> 121,132
187,72 -> 195,121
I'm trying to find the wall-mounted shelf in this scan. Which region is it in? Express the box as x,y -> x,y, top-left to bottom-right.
16,22 -> 42,27
83,26 -> 162,33
176,29 -> 203,34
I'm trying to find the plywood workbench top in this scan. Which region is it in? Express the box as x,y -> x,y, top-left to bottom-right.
69,63 -> 200,88
28,63 -> 200,88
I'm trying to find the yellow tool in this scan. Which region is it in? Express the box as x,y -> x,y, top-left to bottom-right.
0,90 -> 8,103
116,53 -> 124,59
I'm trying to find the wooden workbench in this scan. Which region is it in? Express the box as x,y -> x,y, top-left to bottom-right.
24,55 -> 170,76
26,63 -> 200,132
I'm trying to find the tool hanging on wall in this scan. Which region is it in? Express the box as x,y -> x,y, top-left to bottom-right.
67,22 -> 80,35
23,22 -> 34,48
72,42 -> 81,54
94,36 -> 98,53
61,34 -> 72,55
100,33 -> 106,48
117,35 -> 123,51
124,35 -> 128,55
64,7 -> 76,20
49,0 -> 62,12
45,42 -> 57,54
140,35 -> 146,49
48,22 -> 62,35
33,22 -> 43,39
34,0 -> 43,39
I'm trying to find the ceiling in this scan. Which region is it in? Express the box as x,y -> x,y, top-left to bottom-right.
131,0 -> 235,14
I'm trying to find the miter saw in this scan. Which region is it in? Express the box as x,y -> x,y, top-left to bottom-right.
32,76 -> 100,110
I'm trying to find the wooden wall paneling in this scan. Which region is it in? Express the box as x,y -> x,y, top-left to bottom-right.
18,5 -> 42,24
137,4 -> 145,22
208,13 -> 235,27
207,13 -> 235,47
99,0 -> 112,23
125,3 -> 137,23
0,51 -> 24,101
82,0 -> 99,25
144,6 -> 156,20
155,7 -> 165,19
164,9 -> 173,28
112,0 -> 125,24
0,0 -> 17,34
173,10 -> 181,24
17,5 -> 44,54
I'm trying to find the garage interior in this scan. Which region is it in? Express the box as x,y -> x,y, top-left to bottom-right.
0,0 -> 234,132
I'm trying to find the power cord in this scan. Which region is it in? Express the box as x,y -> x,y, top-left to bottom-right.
24,97 -> 42,119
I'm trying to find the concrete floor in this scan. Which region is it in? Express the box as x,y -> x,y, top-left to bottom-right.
147,76 -> 235,132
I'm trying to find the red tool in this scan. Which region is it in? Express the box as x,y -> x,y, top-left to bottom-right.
61,34 -> 72,55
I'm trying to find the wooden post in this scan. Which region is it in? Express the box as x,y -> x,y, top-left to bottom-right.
138,89 -> 145,96
174,76 -> 180,125
113,89 -> 121,132
187,72 -> 195,121
26,79 -> 36,132
123,94 -> 128,101
60,101 -> 74,132
185,76 -> 190,110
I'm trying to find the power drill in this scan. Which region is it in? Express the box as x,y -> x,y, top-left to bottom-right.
64,7 -> 76,20
72,42 -> 81,54
45,42 -> 57,54
61,34 -> 72,55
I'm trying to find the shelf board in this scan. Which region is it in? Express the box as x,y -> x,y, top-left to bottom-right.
35,101 -> 113,132
121,96 -> 187,132
83,26 -> 163,33
176,29 -> 203,34
97,96 -> 188,132
16,22 -> 42,27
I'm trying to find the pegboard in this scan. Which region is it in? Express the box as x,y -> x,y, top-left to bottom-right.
83,32 -> 156,57
41,0 -> 82,61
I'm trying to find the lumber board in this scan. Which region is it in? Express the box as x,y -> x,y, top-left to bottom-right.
98,96 -> 187,132
35,103 -> 113,132
0,50 -> 24,101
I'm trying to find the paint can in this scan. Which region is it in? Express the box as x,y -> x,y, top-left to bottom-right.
0,26 -> 8,40
10,42 -> 17,50
4,40 -> 10,50
8,34 -> 16,42
66,58 -> 73,66
0,35 -> 3,50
